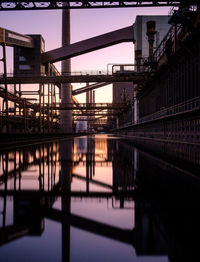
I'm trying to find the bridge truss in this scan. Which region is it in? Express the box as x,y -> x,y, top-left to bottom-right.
0,1 -> 198,11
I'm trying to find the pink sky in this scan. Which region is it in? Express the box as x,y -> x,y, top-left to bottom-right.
0,7 -> 171,102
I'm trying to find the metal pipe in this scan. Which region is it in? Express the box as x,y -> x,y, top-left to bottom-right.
146,21 -> 156,61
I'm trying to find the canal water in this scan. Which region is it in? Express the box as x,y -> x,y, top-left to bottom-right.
0,134 -> 199,262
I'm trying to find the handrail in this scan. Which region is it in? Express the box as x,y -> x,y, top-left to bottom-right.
139,96 -> 200,124
118,96 -> 200,129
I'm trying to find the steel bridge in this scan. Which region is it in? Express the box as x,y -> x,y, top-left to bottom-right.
0,72 -> 146,84
0,1 -> 198,10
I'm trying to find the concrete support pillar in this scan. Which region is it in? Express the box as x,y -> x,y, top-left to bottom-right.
60,6 -> 72,133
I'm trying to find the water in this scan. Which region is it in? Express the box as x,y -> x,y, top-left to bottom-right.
0,134 -> 199,262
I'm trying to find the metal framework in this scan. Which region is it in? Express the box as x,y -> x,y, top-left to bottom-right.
72,82 -> 111,96
42,25 -> 134,64
0,1 -> 198,10
0,72 -> 147,84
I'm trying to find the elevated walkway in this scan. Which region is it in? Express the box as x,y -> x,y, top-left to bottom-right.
0,1 -> 198,10
0,72 -> 146,84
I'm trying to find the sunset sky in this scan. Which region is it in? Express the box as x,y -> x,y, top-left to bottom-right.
0,6 -> 171,102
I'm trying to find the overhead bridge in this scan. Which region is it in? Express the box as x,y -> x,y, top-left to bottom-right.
0,72 -> 146,84
42,25 -> 134,64
50,102 -> 127,110
0,1 -> 198,10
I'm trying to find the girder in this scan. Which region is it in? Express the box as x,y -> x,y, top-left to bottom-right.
0,1 -> 198,11
0,72 -> 146,84
42,26 -> 134,64
72,82 -> 111,96
49,103 -> 126,110
72,112 -> 117,116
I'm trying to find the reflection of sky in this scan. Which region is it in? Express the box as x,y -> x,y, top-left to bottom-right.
0,219 -> 62,262
0,7 -> 170,102
71,227 -> 168,262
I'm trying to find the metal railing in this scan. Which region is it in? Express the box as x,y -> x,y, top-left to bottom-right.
0,70 -> 109,78
118,96 -> 200,129
137,96 -> 200,123
0,67 -> 142,78
139,96 -> 200,124
48,102 -> 127,109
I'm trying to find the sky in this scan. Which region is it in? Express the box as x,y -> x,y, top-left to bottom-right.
0,6 -> 171,102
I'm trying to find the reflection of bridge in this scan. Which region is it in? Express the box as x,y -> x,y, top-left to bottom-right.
1,136 -> 200,261
46,207 -> 134,245
0,190 -> 135,247
2,183 -> 200,261
0,137 -> 136,254
0,187 -> 172,260
72,173 -> 113,190
0,138 -> 133,193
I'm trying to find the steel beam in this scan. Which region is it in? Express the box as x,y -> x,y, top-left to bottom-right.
0,73 -> 146,84
42,26 -> 134,64
72,113 -> 117,116
50,103 -> 126,110
0,1 -> 198,11
72,82 -> 111,96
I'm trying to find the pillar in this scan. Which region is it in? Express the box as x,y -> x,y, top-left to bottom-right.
60,5 -> 72,133
86,83 -> 89,131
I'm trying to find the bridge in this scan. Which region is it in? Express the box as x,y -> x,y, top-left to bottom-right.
0,71 -> 146,84
0,1 -> 198,10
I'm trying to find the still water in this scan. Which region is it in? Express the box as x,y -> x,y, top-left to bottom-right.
0,134 -> 200,262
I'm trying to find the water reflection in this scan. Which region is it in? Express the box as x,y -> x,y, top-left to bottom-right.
0,135 -> 199,261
